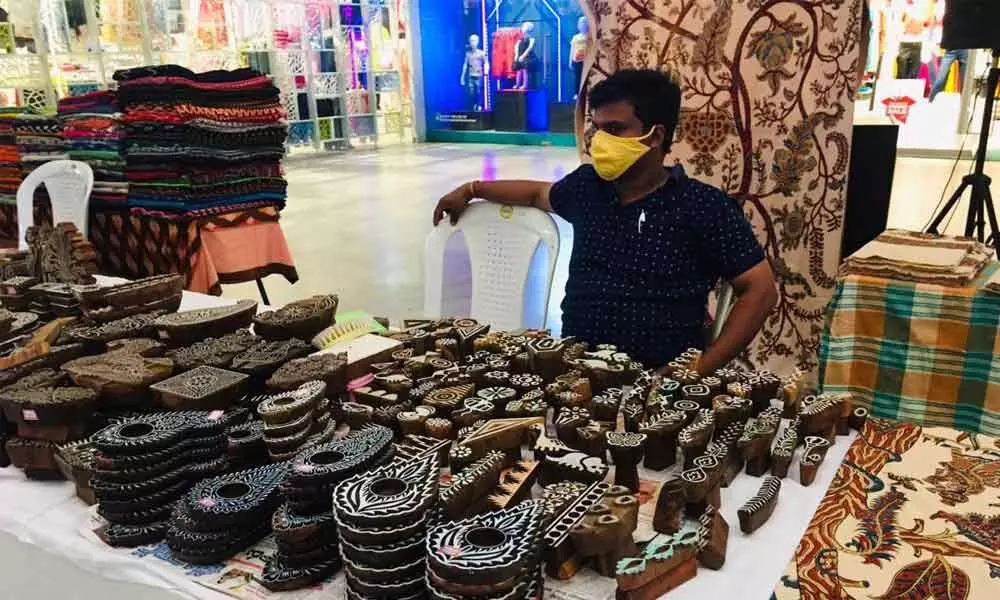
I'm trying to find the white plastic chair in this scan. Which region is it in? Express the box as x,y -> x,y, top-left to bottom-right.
16,160 -> 94,250
424,202 -> 560,331
710,281 -> 735,342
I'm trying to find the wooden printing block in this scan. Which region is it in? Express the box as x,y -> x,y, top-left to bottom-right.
526,337 -> 568,382
268,353 -> 349,398
396,411 -> 427,436
543,480 -> 610,579
678,409 -> 715,469
541,451 -> 609,486
622,402 -> 645,434
576,420 -> 611,457
837,395 -> 852,435
150,366 -> 248,410
451,397 -> 496,430
155,299 -> 258,345
707,424 -> 743,488
570,486 -> 640,577
738,476 -> 781,534
738,406 -> 782,476
770,418 -> 799,478
395,434 -> 450,465
424,384 -> 474,415
606,432 -> 646,493
61,351 -> 174,408
425,417 -> 453,439
458,417 -> 544,460
695,504 -> 728,570
671,399 -> 700,427
452,321 -> 491,358
780,368 -> 805,418
590,387 -> 623,422
342,401 -> 374,429
554,406 -> 591,448
712,394 -> 751,431
799,394 -> 842,441
252,294 -> 338,342
680,447 -> 724,517
652,477 -> 685,534
439,450 -> 506,520
615,529 -> 698,598
639,410 -> 686,471
487,459 -> 540,510
529,422 -> 574,462
848,406 -> 868,431
798,435 -> 832,486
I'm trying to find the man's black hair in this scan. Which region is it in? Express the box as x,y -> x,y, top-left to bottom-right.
588,69 -> 681,152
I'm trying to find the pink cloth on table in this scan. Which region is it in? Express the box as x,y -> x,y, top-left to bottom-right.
188,219 -> 296,294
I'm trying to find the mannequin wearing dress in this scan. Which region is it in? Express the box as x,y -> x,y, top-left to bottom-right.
569,16 -> 590,99
513,22 -> 536,90
460,34 -> 488,111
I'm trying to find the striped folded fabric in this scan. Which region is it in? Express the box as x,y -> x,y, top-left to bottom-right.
841,229 -> 993,286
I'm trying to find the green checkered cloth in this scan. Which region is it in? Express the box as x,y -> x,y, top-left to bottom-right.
820,262 -> 1000,435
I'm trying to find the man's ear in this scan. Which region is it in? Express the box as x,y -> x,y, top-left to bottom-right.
648,124 -> 666,150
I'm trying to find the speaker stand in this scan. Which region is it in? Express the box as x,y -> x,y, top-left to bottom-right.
926,52 -> 1000,253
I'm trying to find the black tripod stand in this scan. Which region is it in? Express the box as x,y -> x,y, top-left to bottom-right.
927,51 -> 1000,253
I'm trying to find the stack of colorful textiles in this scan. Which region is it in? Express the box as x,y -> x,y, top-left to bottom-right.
841,229 -> 993,286
58,91 -> 128,207
114,65 -> 288,219
13,114 -> 67,177
0,111 -> 23,206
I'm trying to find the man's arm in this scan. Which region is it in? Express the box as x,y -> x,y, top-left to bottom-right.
433,180 -> 552,225
695,259 -> 778,375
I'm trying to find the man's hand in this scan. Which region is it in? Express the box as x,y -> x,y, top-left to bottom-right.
433,183 -> 472,226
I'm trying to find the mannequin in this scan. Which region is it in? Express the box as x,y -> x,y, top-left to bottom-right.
460,34 -> 488,111
569,16 -> 590,99
513,22 -> 536,90
896,0 -> 926,79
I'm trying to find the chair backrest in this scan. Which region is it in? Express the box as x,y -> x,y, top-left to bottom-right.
424,202 -> 560,331
16,160 -> 94,250
710,281 -> 735,342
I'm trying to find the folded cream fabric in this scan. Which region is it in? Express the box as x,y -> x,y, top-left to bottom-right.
841,229 -> 992,286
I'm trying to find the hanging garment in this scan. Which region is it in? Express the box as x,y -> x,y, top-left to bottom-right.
491,28 -> 523,79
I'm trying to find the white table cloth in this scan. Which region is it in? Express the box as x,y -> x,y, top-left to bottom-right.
0,278 -> 855,599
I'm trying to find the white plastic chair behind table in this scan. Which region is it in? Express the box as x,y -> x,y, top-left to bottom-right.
710,281 -> 735,342
424,202 -> 560,331
16,160 -> 94,250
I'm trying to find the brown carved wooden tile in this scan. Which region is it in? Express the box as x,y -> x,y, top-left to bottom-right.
61,351 -> 174,406
67,311 -> 166,344
150,366 -> 249,410
230,338 -> 312,378
155,299 -> 258,345
253,294 -> 339,341
166,329 -> 259,371
266,353 -> 347,396
25,222 -> 97,285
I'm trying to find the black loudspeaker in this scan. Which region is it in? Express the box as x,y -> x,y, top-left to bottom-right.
941,0 -> 1000,51
840,123 -> 900,259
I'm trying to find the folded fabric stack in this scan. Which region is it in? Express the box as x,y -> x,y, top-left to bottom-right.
57,91 -> 128,207
114,65 -> 288,219
14,114 -> 67,177
841,229 -> 993,286
0,111 -> 22,206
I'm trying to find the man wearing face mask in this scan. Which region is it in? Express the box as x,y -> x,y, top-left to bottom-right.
432,69 -> 777,374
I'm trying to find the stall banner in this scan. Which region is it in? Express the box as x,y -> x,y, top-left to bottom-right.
578,0 -> 861,374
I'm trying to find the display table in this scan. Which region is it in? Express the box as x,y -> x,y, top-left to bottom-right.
88,205 -> 298,295
0,279 -> 856,599
821,262 -> 1000,436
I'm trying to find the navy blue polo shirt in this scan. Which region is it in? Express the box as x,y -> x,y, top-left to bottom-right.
549,164 -> 765,368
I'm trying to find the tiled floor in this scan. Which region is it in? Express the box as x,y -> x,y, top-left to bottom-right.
224,144 -> 1000,325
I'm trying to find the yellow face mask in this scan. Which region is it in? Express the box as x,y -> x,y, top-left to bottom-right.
589,127 -> 656,181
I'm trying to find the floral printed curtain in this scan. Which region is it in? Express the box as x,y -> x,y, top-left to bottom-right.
577,0 -> 861,375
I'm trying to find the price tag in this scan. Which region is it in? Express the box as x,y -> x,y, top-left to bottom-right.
21,408 -> 39,422
207,410 -> 225,421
